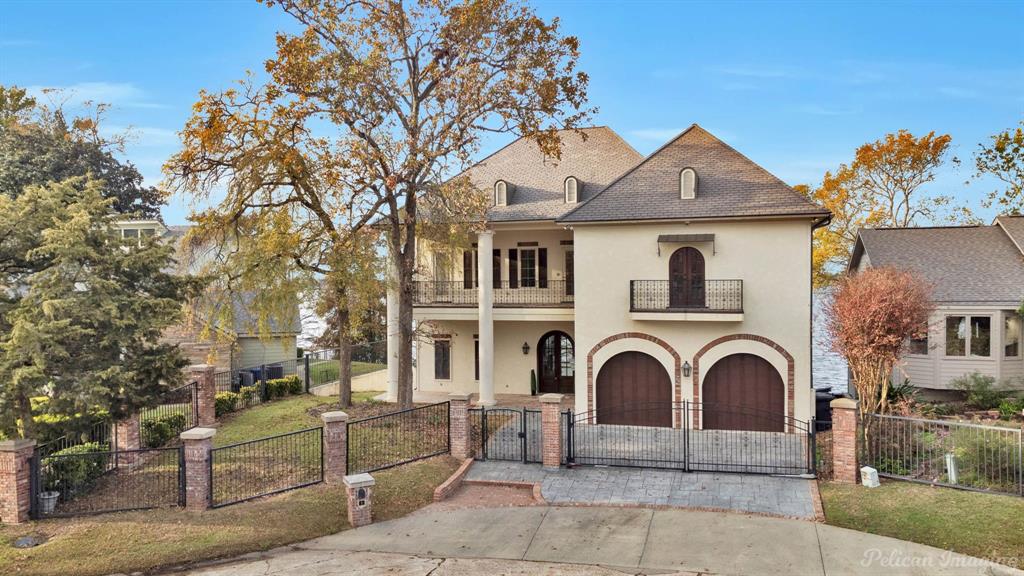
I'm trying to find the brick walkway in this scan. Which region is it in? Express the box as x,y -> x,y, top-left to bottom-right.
466,460 -> 817,519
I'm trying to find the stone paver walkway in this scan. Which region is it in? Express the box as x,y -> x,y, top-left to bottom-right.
466,460 -> 817,518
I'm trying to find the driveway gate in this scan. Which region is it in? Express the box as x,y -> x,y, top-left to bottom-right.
564,401 -> 815,476
469,407 -> 543,463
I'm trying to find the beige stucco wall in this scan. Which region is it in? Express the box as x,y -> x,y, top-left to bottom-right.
572,218 -> 816,423
416,320 -> 574,395
310,368 -> 387,396
896,305 -> 1024,391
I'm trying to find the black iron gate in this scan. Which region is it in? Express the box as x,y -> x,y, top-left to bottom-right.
564,401 -> 815,476
469,407 -> 543,463
31,445 -> 185,518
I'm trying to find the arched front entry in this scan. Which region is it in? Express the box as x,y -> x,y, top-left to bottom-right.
596,351 -> 672,427
702,353 -> 784,432
537,331 -> 574,394
669,247 -> 705,307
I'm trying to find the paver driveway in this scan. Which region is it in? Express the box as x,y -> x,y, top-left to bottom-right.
466,460 -> 818,518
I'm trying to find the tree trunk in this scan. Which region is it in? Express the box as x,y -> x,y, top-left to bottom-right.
337,289 -> 353,409
396,249 -> 415,410
16,391 -> 33,440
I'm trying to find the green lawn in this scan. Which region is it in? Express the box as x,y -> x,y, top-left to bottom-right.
1,392 -> 457,576
308,360 -> 385,387
821,479 -> 1024,566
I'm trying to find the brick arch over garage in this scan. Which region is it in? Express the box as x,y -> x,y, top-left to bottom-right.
586,332 -> 682,420
692,334 -> 795,430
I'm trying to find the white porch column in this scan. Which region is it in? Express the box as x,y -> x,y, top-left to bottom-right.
477,230 -> 496,406
385,258 -> 400,403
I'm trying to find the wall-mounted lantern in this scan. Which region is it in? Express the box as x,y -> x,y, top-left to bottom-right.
522,342 -> 531,355
682,361 -> 692,378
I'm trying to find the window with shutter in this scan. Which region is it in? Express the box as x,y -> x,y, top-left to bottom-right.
508,249 -> 519,288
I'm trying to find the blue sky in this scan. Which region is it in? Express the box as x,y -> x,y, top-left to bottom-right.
1,0 -> 1021,225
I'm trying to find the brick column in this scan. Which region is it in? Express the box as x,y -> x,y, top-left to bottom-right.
0,440 -> 36,524
180,427 -> 216,511
831,397 -> 860,484
448,393 -> 472,460
540,393 -> 564,469
189,364 -> 216,426
343,473 -> 375,527
114,414 -> 141,467
322,411 -> 349,485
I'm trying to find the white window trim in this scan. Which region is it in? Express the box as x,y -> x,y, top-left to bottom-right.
495,180 -> 508,206
564,176 -> 578,203
943,314 -> 994,359
519,247 -> 538,288
1004,312 -> 1021,359
680,168 -> 697,200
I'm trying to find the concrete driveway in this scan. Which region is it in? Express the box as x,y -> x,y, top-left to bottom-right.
179,505 -> 1022,576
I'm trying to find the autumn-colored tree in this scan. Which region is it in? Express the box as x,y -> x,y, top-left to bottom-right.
976,120 -> 1024,213
166,0 -> 592,408
826,267 -> 933,435
801,130 -> 974,286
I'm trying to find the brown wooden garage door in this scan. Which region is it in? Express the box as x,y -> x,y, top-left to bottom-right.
702,353 -> 784,432
596,351 -> 672,427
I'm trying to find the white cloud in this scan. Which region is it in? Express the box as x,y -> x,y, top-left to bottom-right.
25,82 -> 166,109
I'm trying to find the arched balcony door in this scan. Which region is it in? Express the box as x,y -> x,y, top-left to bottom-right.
538,331 -> 574,394
669,247 -> 706,308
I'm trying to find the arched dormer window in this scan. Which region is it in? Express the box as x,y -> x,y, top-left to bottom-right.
680,168 -> 697,200
494,180 -> 508,206
564,176 -> 579,203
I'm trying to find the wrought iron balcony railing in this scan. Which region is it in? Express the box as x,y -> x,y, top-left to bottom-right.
413,280 -> 574,308
630,279 -> 743,313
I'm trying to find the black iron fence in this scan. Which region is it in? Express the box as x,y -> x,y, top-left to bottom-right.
629,280 -> 743,313
140,381 -> 198,448
37,418 -> 114,458
864,413 -> 1023,496
304,341 -> 387,391
565,401 -> 813,476
347,401 -> 450,474
413,280 -> 574,308
468,407 -> 542,463
209,426 -> 323,508
31,446 -> 183,518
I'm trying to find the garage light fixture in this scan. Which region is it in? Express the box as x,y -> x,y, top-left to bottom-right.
682,361 -> 691,378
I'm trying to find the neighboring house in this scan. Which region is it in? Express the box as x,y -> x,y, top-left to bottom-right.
812,288 -> 848,396
392,125 -> 830,430
850,218 -> 1024,399
114,219 -> 301,372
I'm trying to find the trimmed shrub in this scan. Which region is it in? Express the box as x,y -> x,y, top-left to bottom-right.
998,397 -> 1024,420
45,442 -> 109,492
239,385 -> 258,405
286,375 -> 303,395
266,376 -> 302,398
141,413 -> 188,448
215,392 -> 240,417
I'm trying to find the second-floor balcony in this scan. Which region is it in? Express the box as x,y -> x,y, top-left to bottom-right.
413,280 -> 574,308
630,279 -> 743,315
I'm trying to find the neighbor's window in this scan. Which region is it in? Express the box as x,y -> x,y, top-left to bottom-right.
946,316 -> 966,356
434,339 -> 451,380
1005,313 -> 1021,357
122,229 -> 139,239
908,329 -> 928,355
971,316 -> 991,357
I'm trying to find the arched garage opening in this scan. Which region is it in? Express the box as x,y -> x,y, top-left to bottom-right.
595,351 -> 672,427
702,353 -> 784,432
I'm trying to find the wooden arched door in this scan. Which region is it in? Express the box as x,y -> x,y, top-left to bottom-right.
702,353 -> 784,432
538,331 -> 574,394
669,247 -> 705,308
595,351 -> 672,427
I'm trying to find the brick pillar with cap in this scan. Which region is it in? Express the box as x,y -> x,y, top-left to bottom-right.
448,393 -> 472,460
189,364 -> 217,426
0,439 -> 36,524
540,393 -> 564,469
114,414 -> 141,467
344,473 -> 375,527
322,411 -> 349,485
181,427 -> 216,511
831,397 -> 860,484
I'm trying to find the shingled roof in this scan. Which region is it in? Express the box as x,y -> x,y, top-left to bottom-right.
851,224 -> 1024,306
463,126 -> 643,222
558,124 -> 829,223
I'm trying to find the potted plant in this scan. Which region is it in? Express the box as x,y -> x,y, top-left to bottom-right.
37,482 -> 59,514
530,369 -> 537,396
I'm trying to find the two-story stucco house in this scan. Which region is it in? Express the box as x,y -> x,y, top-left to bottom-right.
391,124 -> 829,430
851,218 -> 1024,399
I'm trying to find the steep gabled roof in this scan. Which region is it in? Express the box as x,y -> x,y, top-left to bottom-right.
852,225 -> 1024,305
462,126 -> 643,222
558,124 -> 829,223
995,215 -> 1024,256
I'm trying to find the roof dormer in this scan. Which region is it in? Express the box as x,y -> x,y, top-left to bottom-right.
494,180 -> 508,206
680,168 -> 697,200
564,176 -> 579,204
